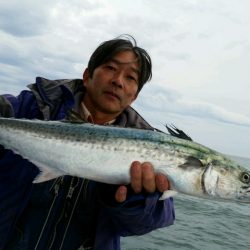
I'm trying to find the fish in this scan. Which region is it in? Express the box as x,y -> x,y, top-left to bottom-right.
0,116 -> 250,202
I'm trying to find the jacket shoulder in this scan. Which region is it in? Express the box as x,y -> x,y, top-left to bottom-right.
28,77 -> 83,97
116,106 -> 154,130
28,77 -> 83,119
30,76 -> 83,91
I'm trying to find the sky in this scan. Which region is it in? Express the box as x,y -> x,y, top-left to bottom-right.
0,0 -> 250,158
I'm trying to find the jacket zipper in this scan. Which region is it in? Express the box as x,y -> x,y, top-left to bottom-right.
34,178 -> 62,250
48,177 -> 81,250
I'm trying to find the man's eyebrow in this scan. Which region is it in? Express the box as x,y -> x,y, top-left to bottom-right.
109,58 -> 140,74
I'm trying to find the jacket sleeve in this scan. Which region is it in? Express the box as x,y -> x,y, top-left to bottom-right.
0,92 -> 41,248
96,184 -> 175,237
0,95 -> 15,117
0,148 -> 40,249
0,91 -> 40,119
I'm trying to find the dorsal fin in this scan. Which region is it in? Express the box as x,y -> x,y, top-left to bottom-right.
166,125 -> 192,141
63,109 -> 87,123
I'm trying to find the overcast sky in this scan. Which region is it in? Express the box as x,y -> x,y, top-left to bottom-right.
0,0 -> 250,158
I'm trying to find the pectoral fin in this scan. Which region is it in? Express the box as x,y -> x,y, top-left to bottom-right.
159,190 -> 178,200
179,156 -> 204,169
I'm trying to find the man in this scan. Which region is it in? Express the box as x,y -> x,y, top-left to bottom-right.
0,35 -> 175,250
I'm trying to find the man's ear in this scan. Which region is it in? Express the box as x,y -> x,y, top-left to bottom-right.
83,68 -> 89,87
131,90 -> 139,102
131,94 -> 137,102
126,94 -> 137,109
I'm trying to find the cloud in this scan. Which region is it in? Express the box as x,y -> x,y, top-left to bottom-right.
0,0 -> 54,37
177,99 -> 250,127
135,85 -> 250,128
0,0 -> 250,158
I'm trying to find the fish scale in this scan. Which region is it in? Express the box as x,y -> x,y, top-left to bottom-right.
0,117 -> 250,202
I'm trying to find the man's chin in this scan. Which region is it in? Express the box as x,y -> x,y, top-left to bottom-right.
98,103 -> 121,115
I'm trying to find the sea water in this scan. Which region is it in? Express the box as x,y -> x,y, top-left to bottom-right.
121,156 -> 250,250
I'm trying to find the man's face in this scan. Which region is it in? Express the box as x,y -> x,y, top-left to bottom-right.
83,50 -> 139,117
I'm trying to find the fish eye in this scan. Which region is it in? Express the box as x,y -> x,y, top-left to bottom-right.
241,172 -> 250,184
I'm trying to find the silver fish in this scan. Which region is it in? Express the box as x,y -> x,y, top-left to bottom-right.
0,117 -> 250,202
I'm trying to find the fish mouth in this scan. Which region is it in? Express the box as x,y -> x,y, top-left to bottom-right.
244,186 -> 250,193
241,185 -> 250,192
238,186 -> 250,202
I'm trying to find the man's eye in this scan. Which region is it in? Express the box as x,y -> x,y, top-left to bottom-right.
106,65 -> 116,71
127,75 -> 137,82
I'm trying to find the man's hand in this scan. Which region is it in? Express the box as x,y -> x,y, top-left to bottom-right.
115,161 -> 170,203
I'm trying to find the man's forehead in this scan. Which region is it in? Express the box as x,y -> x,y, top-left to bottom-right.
110,57 -> 138,65
109,54 -> 140,73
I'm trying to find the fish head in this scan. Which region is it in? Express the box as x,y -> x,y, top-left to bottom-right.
203,160 -> 250,202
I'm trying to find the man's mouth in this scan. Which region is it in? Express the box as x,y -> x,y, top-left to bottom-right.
104,91 -> 120,100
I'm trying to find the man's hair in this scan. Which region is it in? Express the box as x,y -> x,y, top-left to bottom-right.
87,34 -> 152,93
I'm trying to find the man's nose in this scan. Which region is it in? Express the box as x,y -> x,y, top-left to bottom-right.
111,72 -> 124,88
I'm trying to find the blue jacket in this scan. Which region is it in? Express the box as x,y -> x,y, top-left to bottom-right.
0,77 -> 175,250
